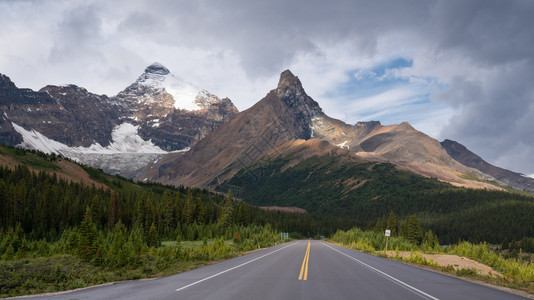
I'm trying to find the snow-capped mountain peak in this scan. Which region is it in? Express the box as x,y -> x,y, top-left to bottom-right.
144,62 -> 170,75
126,62 -> 219,111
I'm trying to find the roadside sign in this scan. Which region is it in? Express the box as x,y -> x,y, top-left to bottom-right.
384,229 -> 391,255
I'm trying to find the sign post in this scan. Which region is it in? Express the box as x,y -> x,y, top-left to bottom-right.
384,229 -> 391,256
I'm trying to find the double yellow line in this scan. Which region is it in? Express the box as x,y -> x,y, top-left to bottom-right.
298,241 -> 310,280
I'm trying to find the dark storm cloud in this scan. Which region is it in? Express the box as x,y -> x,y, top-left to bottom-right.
117,0 -> 433,76
428,1 -> 534,65
429,1 -> 534,173
118,11 -> 165,34
48,4 -> 104,63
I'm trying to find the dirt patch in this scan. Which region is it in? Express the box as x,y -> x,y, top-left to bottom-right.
390,251 -> 503,277
0,155 -> 108,190
0,154 -> 19,169
259,206 -> 307,213
343,178 -> 368,192
55,160 -> 108,190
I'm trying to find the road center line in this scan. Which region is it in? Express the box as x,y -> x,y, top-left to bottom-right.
298,240 -> 310,280
320,242 -> 440,300
175,241 -> 298,292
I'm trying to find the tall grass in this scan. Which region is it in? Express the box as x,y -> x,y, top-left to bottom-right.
0,223 -> 283,298
451,242 -> 534,281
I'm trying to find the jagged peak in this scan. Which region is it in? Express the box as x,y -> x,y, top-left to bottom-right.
398,121 -> 415,130
40,84 -> 88,93
355,121 -> 381,128
0,74 -> 17,89
279,69 -> 297,82
276,69 -> 304,93
144,62 -> 170,75
272,70 -> 323,117
442,139 -> 460,145
441,139 -> 468,152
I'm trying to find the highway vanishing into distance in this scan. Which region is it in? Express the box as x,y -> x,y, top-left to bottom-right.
26,240 -> 527,300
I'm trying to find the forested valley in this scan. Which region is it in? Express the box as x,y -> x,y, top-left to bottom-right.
1,146 -> 534,297
222,154 -> 534,244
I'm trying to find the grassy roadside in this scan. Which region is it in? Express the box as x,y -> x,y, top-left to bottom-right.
379,250 -> 534,297
0,239 -> 289,298
327,235 -> 534,297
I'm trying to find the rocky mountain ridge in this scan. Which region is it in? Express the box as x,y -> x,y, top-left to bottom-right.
0,63 -> 238,177
140,70 -> 500,191
441,139 -> 534,193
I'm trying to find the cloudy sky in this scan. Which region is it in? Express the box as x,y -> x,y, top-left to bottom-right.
1,0 -> 533,176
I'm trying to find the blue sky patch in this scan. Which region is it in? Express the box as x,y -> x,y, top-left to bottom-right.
372,57 -> 413,77
324,57 -> 414,99
320,57 -> 451,137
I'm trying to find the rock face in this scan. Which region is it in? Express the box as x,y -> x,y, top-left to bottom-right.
0,63 -> 238,177
1,76 -> 120,149
441,139 -> 534,192
38,85 -> 122,147
140,70 -> 497,190
115,63 -> 238,151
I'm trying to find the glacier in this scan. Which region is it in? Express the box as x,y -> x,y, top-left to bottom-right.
12,122 -> 177,178
13,122 -> 167,155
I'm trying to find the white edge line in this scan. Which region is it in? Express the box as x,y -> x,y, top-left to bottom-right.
321,242 -> 440,300
175,241 -> 298,292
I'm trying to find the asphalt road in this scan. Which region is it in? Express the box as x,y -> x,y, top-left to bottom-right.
26,240 -> 527,300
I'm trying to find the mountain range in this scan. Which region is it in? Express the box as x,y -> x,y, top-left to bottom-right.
1,65 -> 533,194
0,63 -> 237,177
140,69 -> 534,193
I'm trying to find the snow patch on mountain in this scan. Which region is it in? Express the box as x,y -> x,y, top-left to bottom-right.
12,122 -> 70,155
13,122 -> 167,155
335,140 -> 350,150
83,123 -> 166,154
136,62 -> 219,111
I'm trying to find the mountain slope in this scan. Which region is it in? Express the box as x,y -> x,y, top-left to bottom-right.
0,144 -> 107,189
141,70 -> 497,190
441,139 -> 534,192
140,70 -> 326,186
220,139 -> 534,243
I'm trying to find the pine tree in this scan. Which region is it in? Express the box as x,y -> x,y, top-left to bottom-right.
78,207 -> 98,260
147,222 -> 159,247
421,230 -> 440,251
162,191 -> 174,232
235,203 -> 248,225
374,215 -> 387,232
109,221 -> 128,267
386,211 -> 399,236
129,223 -> 145,256
403,215 -> 423,245
182,189 -> 196,224
218,190 -> 234,227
